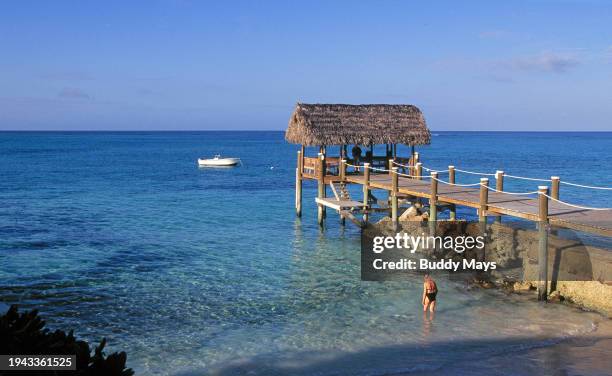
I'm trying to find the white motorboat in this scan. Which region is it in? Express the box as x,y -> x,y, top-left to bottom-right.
197,154 -> 241,167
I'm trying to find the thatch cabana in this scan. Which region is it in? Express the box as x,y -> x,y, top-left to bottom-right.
287,103 -> 432,222
285,103 -> 430,147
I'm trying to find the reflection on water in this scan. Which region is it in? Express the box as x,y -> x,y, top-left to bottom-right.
421,310 -> 435,340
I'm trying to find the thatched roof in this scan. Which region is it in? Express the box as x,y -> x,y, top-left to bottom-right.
285,103 -> 430,146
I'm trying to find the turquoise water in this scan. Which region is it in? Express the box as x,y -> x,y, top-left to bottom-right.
0,131 -> 611,375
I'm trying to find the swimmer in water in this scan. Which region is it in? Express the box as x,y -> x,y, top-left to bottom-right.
422,273 -> 437,313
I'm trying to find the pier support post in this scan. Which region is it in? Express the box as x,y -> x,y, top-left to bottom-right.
340,159 -> 347,226
429,172 -> 438,223
416,163 -> 422,180
317,152 -> 326,226
387,159 -> 394,215
363,163 -> 370,223
448,166 -> 456,220
295,150 -> 303,217
340,159 -> 346,182
479,178 -> 489,223
391,167 -> 398,230
387,159 -> 395,217
494,170 -> 504,223
538,186 -> 549,301
551,176 -> 560,200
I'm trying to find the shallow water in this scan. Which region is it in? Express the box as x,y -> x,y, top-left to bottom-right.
0,131 -> 610,375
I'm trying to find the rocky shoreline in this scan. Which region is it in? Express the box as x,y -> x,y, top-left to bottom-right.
372,215 -> 612,317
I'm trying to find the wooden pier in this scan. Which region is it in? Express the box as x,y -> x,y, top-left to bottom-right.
285,102 -> 611,301
343,166 -> 612,237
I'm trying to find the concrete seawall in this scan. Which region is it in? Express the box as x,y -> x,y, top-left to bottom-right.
373,219 -> 612,316
487,223 -> 612,316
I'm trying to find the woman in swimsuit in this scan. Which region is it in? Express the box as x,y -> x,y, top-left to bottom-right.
422,274 -> 437,313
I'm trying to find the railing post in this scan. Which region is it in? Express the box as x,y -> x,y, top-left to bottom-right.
391,167 -> 398,230
340,159 -> 346,181
411,152 -> 419,176
479,178 -> 489,223
448,166 -> 455,185
538,186 -> 549,302
317,152 -> 326,226
416,163 -> 422,180
296,150 -> 303,217
363,163 -> 370,223
429,172 -> 438,223
388,159 -> 394,176
495,170 -> 504,191
551,176 -> 560,200
448,165 -> 456,220
494,170 -> 504,223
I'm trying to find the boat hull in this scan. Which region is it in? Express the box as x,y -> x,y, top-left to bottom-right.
198,158 -> 240,167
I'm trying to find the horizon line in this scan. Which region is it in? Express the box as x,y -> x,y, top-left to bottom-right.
0,129 -> 611,133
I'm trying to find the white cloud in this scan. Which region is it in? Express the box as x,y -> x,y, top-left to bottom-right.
58,87 -> 91,100
497,52 -> 580,73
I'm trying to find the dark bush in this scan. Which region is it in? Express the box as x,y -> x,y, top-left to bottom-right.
0,305 -> 134,375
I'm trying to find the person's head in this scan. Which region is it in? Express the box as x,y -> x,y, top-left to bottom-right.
424,273 -> 430,281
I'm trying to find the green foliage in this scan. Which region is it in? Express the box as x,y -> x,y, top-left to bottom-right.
0,305 -> 134,375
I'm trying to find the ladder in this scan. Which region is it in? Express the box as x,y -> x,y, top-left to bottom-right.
330,182 -> 351,201
328,182 -> 365,227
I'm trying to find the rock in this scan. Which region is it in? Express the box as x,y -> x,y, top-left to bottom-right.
548,290 -> 564,302
481,281 -> 494,289
405,205 -> 419,217
513,281 -> 534,291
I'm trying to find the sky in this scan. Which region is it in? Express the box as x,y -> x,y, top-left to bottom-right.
0,0 -> 611,131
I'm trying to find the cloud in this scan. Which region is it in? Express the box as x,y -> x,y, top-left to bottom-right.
41,72 -> 93,81
478,30 -> 532,41
479,30 -> 513,39
497,52 -> 580,73
58,87 -> 91,100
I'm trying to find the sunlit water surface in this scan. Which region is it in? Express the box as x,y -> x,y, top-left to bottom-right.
1,132 -> 611,375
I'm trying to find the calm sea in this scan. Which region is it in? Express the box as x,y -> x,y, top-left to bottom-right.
1,131 -> 611,375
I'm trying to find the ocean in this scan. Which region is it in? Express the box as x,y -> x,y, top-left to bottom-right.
0,131 -> 611,375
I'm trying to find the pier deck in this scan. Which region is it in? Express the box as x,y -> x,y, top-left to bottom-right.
345,174 -> 612,236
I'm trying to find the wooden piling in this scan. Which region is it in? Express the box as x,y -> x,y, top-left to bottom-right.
339,159 -> 347,226
391,167 -> 398,230
295,150 -> 303,217
363,163 -> 370,223
317,152 -> 326,226
416,163 -> 422,180
429,172 -> 438,222
479,178 -> 489,223
494,170 -> 504,223
538,186 -> 549,301
551,176 -> 560,200
448,166 -> 456,220
387,158 -> 394,216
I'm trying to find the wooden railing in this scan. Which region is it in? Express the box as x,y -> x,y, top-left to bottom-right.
302,155 -> 416,177
303,156 -> 341,177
